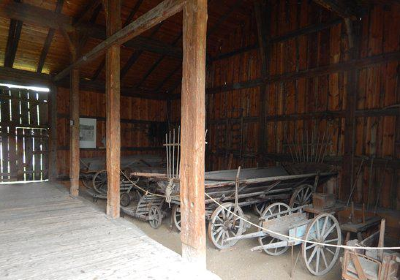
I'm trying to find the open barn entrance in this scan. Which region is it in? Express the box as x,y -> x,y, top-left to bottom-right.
0,85 -> 49,183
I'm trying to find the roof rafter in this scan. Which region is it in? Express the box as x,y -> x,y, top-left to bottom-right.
312,0 -> 357,19
4,0 -> 23,68
73,0 -> 101,26
37,0 -> 65,73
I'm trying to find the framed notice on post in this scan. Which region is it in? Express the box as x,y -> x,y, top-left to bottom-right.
79,118 -> 96,148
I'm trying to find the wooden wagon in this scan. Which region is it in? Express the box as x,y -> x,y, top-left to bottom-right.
79,155 -> 165,206
130,166 -> 337,245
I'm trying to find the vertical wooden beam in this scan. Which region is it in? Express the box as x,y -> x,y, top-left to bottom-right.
342,18 -> 360,201
105,0 -> 121,218
48,84 -> 58,181
180,0 -> 207,267
70,45 -> 80,196
254,0 -> 270,167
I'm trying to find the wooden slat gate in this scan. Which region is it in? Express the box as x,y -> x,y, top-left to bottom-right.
0,86 -> 49,182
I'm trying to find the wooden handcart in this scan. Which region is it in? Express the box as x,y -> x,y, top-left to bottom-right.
225,202 -> 342,276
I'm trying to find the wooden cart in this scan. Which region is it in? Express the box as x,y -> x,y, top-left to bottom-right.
225,202 -> 342,276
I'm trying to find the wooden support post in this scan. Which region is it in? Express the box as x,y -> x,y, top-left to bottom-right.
105,0 -> 121,218
48,84 -> 58,181
180,0 -> 207,267
69,48 -> 80,197
254,0 -> 271,167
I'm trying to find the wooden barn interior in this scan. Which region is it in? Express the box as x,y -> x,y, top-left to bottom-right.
0,0 -> 399,279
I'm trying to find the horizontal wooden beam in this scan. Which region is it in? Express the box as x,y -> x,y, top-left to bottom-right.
56,79 -> 169,100
201,51 -> 400,96
89,26 -> 183,59
211,18 -> 342,62
209,150 -> 400,169
0,66 -> 51,88
207,107 -> 399,125
54,0 -> 186,82
57,113 -> 165,125
58,146 -> 163,151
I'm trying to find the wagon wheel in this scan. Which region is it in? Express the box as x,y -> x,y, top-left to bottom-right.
253,202 -> 268,216
149,206 -> 163,229
207,202 -> 245,250
81,176 -> 92,189
289,184 -> 313,208
172,204 -> 181,231
92,170 -> 108,194
120,192 -> 131,207
302,213 -> 341,276
258,202 -> 291,256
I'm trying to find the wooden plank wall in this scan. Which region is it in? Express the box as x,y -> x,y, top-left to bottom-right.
56,87 -> 167,178
171,1 -> 399,216
0,86 -> 49,182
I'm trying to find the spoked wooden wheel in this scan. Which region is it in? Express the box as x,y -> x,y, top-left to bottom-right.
253,202 -> 268,216
208,202 -> 245,250
81,174 -> 93,189
289,184 -> 313,208
120,192 -> 131,207
92,170 -> 107,194
258,202 -> 290,256
172,204 -> 181,231
149,206 -> 163,229
302,213 -> 341,276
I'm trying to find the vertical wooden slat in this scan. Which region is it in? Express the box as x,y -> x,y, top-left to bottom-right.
48,85 -> 58,181
1,88 -> 10,181
180,0 -> 207,267
105,0 -> 121,218
70,51 -> 80,196
25,129 -> 34,181
8,89 -> 18,181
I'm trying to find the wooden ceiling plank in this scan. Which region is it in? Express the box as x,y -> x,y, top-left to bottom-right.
53,0 -> 186,82
37,0 -> 65,73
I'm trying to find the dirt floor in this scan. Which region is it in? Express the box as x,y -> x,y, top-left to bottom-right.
80,189 -> 340,280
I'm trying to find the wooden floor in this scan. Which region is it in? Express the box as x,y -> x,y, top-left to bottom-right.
0,182 -> 219,280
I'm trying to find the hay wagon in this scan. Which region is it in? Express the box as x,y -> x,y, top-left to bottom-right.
147,166 -> 337,248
